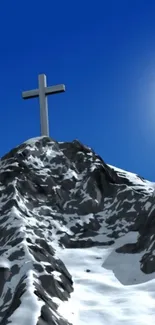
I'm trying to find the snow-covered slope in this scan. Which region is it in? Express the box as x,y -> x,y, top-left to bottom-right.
0,136 -> 155,324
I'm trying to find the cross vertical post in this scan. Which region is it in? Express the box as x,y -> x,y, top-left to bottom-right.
38,74 -> 49,137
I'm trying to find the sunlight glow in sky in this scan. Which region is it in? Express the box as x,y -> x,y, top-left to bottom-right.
0,1 -> 155,180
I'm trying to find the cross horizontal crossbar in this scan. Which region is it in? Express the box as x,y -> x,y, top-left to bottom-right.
22,84 -> 65,99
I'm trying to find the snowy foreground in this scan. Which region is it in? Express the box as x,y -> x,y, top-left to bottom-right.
0,136 -> 155,325
57,238 -> 155,325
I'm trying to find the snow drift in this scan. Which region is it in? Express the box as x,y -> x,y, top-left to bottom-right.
0,136 -> 155,324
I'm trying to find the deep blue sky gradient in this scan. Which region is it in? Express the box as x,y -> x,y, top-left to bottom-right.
0,1 -> 155,180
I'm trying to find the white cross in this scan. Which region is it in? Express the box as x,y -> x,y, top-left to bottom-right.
22,74 -> 65,136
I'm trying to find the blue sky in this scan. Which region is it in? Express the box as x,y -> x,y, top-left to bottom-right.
0,0 -> 155,180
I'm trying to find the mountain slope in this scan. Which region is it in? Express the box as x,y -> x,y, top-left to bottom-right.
0,136 -> 155,324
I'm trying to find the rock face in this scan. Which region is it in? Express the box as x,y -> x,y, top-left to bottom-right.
0,136 -> 155,324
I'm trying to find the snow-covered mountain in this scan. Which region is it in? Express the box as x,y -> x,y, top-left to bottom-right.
0,136 -> 155,325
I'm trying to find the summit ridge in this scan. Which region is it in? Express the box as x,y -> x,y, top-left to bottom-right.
0,136 -> 155,324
